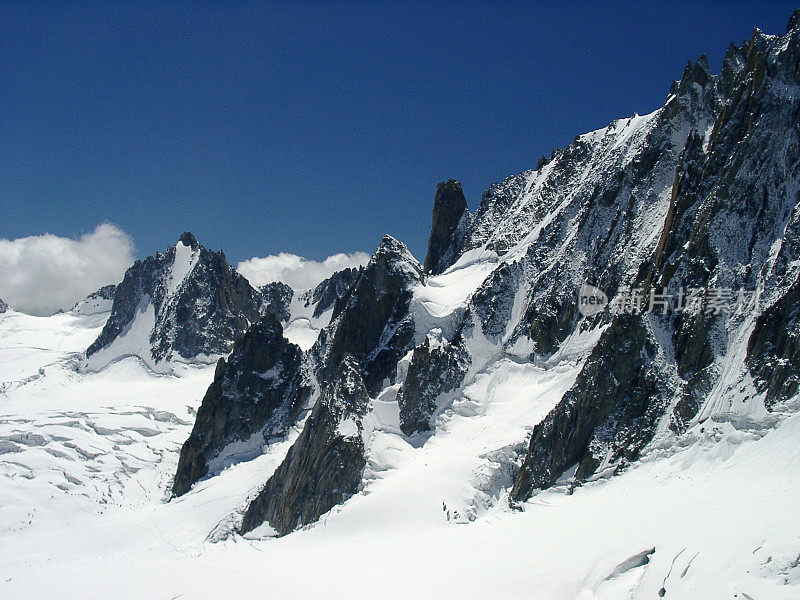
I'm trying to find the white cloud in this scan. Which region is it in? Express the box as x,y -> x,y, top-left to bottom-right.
237,251 -> 370,291
0,223 -> 135,316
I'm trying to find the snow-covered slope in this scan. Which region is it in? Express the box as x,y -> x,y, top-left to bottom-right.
0,308 -> 107,391
1,309 -> 798,599
68,285 -> 116,316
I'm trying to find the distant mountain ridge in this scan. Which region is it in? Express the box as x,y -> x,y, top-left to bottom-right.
84,232 -> 270,371
69,284 -> 116,316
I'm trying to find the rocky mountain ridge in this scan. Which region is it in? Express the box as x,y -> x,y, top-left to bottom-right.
84,232 -> 282,371
172,314 -> 312,497
240,355 -> 370,536
170,11 -> 800,538
69,284 -> 117,316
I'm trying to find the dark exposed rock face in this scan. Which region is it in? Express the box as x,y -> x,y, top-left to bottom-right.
510,314 -> 665,501
305,267 -> 360,319
258,281 -> 294,322
313,235 -> 422,394
745,183 -> 800,409
396,328 -> 471,435
471,261 -> 523,341
747,276 -> 800,409
240,355 -> 370,536
0,298 -> 7,314
172,315 -> 311,497
788,8 -> 800,33
423,180 -> 470,275
86,232 -> 267,367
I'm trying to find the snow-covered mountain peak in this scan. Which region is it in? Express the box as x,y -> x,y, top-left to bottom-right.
373,234 -> 420,266
83,234 -> 267,372
365,235 -> 423,284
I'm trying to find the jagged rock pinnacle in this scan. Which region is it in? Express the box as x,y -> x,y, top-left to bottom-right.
172,313 -> 310,497
424,179 -> 469,275
239,354 -> 369,536
789,8 -> 800,32
178,231 -> 199,249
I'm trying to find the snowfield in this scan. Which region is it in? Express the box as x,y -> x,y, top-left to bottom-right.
4,13 -> 800,599
1,306 -> 798,599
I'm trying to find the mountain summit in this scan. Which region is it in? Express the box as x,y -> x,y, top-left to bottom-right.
84,233 -> 270,371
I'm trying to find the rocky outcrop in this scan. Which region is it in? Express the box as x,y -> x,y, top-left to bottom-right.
510,314 -> 666,501
423,180 -> 470,275
259,281 -> 293,322
69,284 -> 117,316
396,328 -> 471,435
470,261 -> 523,341
240,355 -> 370,536
80,284 -> 116,302
85,232 -> 267,369
305,267 -> 360,319
313,236 -> 422,394
172,314 -> 311,497
747,276 -> 800,409
0,298 -> 7,314
790,8 -> 800,33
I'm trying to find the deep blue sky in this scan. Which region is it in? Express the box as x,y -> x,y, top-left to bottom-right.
1,1 -> 796,263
